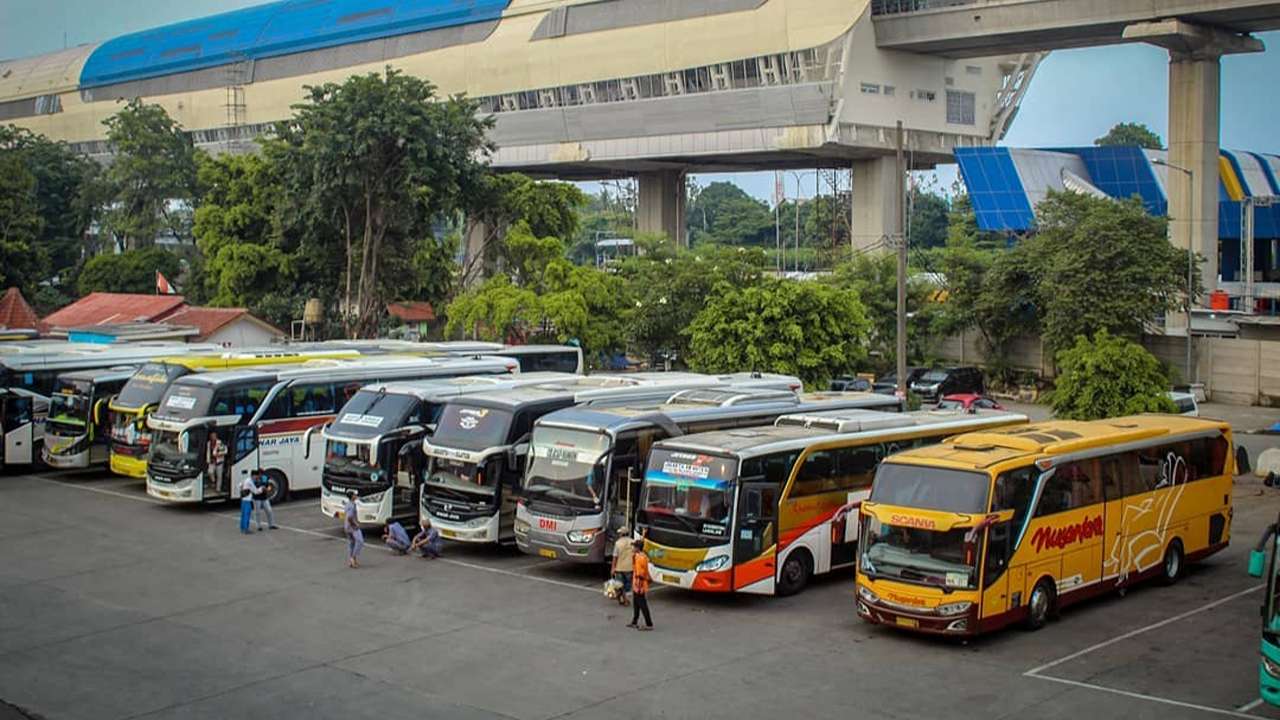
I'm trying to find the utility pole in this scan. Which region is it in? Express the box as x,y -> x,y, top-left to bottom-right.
895,121 -> 907,399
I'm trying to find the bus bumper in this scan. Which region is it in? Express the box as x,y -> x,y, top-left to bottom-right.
1260,642 -> 1280,707
431,513 -> 500,543
43,446 -> 90,469
111,453 -> 149,479
146,474 -> 202,503
856,597 -> 977,636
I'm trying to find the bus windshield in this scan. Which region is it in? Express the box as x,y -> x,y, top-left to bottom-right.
432,404 -> 514,451
48,380 -> 91,431
639,449 -> 736,535
524,427 -> 610,511
859,517 -> 980,591
115,363 -> 188,409
870,463 -> 991,514
326,439 -> 378,478
156,384 -> 217,422
331,391 -> 420,439
428,457 -> 496,497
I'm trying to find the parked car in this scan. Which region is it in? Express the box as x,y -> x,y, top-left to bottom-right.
1168,391 -> 1199,416
872,367 -> 927,395
830,376 -> 872,392
936,393 -> 1004,411
910,366 -> 984,402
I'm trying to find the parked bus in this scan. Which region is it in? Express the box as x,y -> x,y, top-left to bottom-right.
420,373 -> 802,545
516,389 -> 906,564
638,408 -> 1027,596
144,355 -> 518,504
1,342 -> 207,466
108,348 -> 369,478
320,372 -> 578,526
1249,502 -> 1280,708
42,367 -> 138,469
493,345 -> 584,374
856,415 -> 1236,636
239,355 -> 520,503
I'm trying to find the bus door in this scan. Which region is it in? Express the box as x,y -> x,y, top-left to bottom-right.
388,429 -> 427,516
607,429 -> 662,539
3,394 -> 33,464
733,482 -> 778,593
89,395 -> 113,463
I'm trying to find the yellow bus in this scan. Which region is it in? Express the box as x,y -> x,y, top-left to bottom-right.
107,350 -> 362,477
636,408 -> 1027,596
855,415 -> 1236,636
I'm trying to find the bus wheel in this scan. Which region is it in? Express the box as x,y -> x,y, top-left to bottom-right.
777,550 -> 812,597
266,471 -> 289,504
1159,540 -> 1184,586
1024,579 -> 1055,631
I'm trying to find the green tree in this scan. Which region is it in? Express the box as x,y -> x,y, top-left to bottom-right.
100,99 -> 200,250
908,189 -> 949,249
1049,330 -> 1177,420
0,153 -> 46,295
1095,122 -> 1164,150
193,153 -> 289,307
685,278 -> 870,388
461,173 -> 586,283
77,247 -> 182,295
268,67 -> 491,337
687,181 -> 774,247
826,253 -> 941,371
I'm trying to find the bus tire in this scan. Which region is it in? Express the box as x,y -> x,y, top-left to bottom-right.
1024,579 -> 1055,631
1159,540 -> 1184,586
265,470 -> 289,504
777,549 -> 812,597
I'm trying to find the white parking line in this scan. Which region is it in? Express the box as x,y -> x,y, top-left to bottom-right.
37,474 -> 601,595
1023,583 -> 1265,717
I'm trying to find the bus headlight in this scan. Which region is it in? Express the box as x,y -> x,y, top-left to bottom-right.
567,528 -> 600,544
695,555 -> 730,573
937,601 -> 973,617
1264,654 -> 1280,678
857,585 -> 880,604
514,518 -> 530,535
362,491 -> 386,505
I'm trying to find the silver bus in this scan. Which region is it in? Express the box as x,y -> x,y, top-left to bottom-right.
420,373 -> 802,546
516,389 -> 906,564
42,366 -> 138,469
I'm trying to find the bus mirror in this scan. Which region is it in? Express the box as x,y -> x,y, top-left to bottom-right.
1238,446 -> 1252,476
508,443 -> 528,471
1250,549 -> 1266,578
92,399 -> 106,426
628,467 -> 641,484
402,424 -> 425,437
178,429 -> 189,454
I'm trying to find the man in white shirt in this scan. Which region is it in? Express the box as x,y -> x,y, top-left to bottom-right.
611,526 -> 635,606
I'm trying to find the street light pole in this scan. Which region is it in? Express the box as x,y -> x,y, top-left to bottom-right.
1153,157 -> 1195,384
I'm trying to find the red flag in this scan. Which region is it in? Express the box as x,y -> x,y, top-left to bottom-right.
156,271 -> 176,295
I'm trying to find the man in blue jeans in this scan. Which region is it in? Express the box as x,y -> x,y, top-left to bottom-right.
238,474 -> 256,534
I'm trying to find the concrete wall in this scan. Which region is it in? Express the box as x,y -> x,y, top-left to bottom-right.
934,329 -> 1280,406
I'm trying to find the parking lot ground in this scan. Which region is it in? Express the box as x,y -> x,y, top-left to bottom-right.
6,466 -> 1280,719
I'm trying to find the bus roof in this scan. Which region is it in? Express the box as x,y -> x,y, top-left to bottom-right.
268,355 -> 518,385
537,390 -> 902,435
146,348 -> 365,369
882,414 -> 1233,472
169,368 -> 283,388
364,372 -> 575,399
652,409 -> 1029,458
55,366 -> 141,384
0,343 -> 215,370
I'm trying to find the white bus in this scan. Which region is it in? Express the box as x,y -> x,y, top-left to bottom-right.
420,373 -> 802,546
319,372 -> 579,526
145,355 -> 518,504
42,366 -> 138,469
516,389 -> 905,564
1,342 -> 212,466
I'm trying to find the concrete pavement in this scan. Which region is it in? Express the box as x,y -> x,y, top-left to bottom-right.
3,466 -> 1280,719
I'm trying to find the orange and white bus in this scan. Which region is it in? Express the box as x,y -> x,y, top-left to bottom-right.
636,408 -> 1027,596
855,415 -> 1236,636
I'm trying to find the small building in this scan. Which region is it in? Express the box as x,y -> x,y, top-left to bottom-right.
0,287 -> 45,336
42,292 -> 188,331
42,292 -> 281,347
386,301 -> 436,340
159,307 -> 284,347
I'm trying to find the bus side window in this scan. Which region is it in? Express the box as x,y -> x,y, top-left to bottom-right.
992,467 -> 1035,533
983,521 -> 1012,588
791,451 -> 835,497
1034,461 -> 1099,517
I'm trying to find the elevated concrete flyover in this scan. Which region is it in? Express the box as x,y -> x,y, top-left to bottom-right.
871,0 -> 1280,57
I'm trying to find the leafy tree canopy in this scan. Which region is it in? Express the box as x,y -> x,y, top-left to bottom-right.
0,153 -> 46,296
77,247 -> 182,296
825,253 -> 941,372
462,173 -> 587,283
685,278 -> 870,388
100,99 -> 200,250
1049,330 -> 1177,420
1095,122 -> 1164,150
687,181 -> 774,247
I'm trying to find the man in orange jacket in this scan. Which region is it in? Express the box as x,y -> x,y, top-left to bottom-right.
627,539 -> 654,631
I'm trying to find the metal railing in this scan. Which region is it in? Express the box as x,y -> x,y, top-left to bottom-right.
871,0 -> 976,16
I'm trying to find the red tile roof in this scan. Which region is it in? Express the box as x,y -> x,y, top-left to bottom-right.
43,292 -> 187,329
387,301 -> 436,323
0,287 -> 44,332
163,306 -> 283,341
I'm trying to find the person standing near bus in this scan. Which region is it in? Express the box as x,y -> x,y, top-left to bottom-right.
252,472 -> 278,531
627,539 -> 653,631
343,490 -> 364,568
611,526 -> 634,606
238,474 -> 255,535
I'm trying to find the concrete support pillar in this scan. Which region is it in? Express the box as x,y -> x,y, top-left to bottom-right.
636,170 -> 687,248
1167,51 -> 1222,303
852,156 -> 901,252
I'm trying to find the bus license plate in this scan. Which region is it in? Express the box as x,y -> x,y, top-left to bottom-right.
661,574 -> 680,584
538,548 -> 557,559
895,616 -> 919,628
439,529 -> 455,539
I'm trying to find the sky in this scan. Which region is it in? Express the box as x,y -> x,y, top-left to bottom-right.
4,0 -> 1279,202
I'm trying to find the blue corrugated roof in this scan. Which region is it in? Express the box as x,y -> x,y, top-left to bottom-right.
1064,146 -> 1167,217
80,0 -> 512,88
954,147 -> 1035,232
